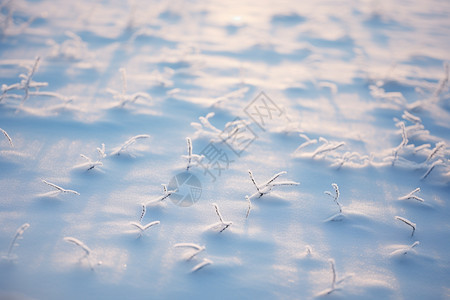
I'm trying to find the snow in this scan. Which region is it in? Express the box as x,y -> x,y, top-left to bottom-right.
1,0 -> 450,299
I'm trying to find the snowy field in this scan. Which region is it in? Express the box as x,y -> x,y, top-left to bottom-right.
1,0 -> 450,299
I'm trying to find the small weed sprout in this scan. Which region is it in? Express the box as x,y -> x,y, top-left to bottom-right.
0,57 -> 48,105
191,258 -> 213,273
190,112 -> 221,140
311,137 -> 345,159
174,243 -> 206,261
3,223 -> 30,260
245,195 -> 252,219
130,221 -> 160,237
0,128 -> 13,147
140,184 -> 177,220
110,134 -> 150,156
294,133 -> 318,152
318,259 -> 351,296
325,183 -> 342,214
398,188 -> 424,202
210,203 -> 233,233
392,122 -> 408,166
41,179 -> 80,196
402,111 -> 422,124
76,154 -> 103,171
426,141 -> 446,162
106,68 -> 151,108
64,237 -> 94,270
421,159 -> 444,180
182,137 -> 204,170
395,216 -> 416,237
96,143 -> 106,159
390,241 -> 420,256
247,170 -> 299,199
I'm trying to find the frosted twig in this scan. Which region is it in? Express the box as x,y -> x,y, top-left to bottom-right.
245,195 -> 252,219
311,138 -> 345,159
426,142 -> 445,162
0,128 -> 13,147
395,216 -> 416,237
174,243 -> 206,260
191,258 -> 213,273
130,221 -> 160,237
294,133 -> 317,152
421,159 -> 443,180
96,143 -> 106,159
76,154 -> 103,170
325,183 -> 342,213
392,122 -> 408,166
42,179 -> 80,196
390,241 -> 420,256
106,68 -> 152,108
398,188 -> 424,202
110,134 -> 150,156
190,112 -> 221,140
140,184 -> 177,221
211,86 -> 249,107
248,170 -> 299,199
64,236 -> 94,270
182,137 -> 203,170
211,203 -> 233,233
317,259 -> 351,296
402,111 -> 421,124
6,223 -> 30,259
0,57 -> 48,104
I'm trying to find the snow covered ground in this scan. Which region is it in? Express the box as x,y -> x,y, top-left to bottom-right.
1,0 -> 449,299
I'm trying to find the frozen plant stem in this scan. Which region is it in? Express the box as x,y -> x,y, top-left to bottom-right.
174,243 -> 206,260
325,183 -> 342,213
191,258 -> 213,273
130,221 -> 160,237
392,122 -> 408,166
78,154 -> 103,170
390,241 -> 420,256
212,203 -> 233,233
0,128 -> 13,147
110,134 -> 150,156
42,179 -> 80,196
421,159 -> 443,180
183,137 -> 203,170
395,216 -> 416,237
245,195 -> 252,218
398,188 -> 424,202
140,184 -> 177,221
64,237 -> 94,270
248,170 -> 299,199
7,223 -> 30,259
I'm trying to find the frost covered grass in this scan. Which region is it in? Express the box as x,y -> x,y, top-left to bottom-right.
0,0 -> 449,299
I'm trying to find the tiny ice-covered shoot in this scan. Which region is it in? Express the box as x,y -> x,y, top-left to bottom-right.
64,236 -> 94,270
4,223 -> 30,260
140,184 -> 177,221
247,170 -> 299,199
41,179 -> 80,196
390,241 -> 420,256
325,183 -> 342,214
398,188 -> 424,202
182,137 -> 204,171
106,68 -> 152,108
191,258 -> 213,273
392,122 -> 408,166
311,137 -> 345,159
211,203 -> 233,233
426,141 -> 445,162
395,216 -> 416,237
96,143 -> 106,159
245,195 -> 252,219
110,134 -> 150,156
174,243 -> 206,261
0,128 -> 13,147
317,259 -> 351,296
77,154 -> 103,170
130,221 -> 160,237
421,159 -> 444,180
